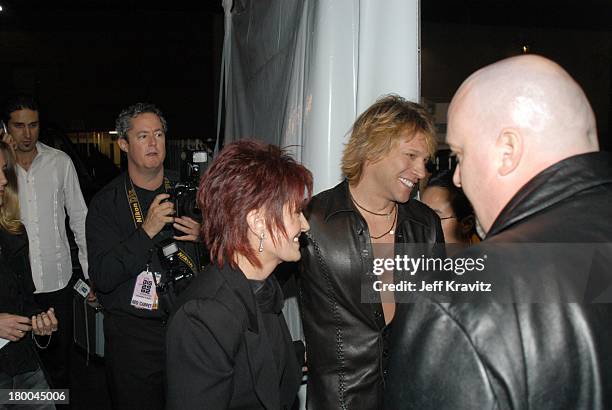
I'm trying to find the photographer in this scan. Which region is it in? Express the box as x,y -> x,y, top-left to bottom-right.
86,103 -> 200,410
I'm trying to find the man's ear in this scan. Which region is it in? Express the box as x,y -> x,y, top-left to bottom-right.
246,209 -> 266,236
496,129 -> 523,176
118,137 -> 129,153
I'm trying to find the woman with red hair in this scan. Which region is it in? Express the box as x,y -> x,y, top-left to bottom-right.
166,140 -> 312,409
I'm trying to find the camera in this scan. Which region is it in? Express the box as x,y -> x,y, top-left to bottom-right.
154,238 -> 196,313
161,148 -> 208,237
169,149 -> 209,222
158,239 -> 194,284
156,149 -> 209,292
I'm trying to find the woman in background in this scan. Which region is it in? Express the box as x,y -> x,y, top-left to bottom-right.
166,140 -> 312,409
421,168 -> 479,244
0,140 -> 58,407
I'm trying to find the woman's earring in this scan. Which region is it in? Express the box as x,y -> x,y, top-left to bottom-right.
258,232 -> 265,252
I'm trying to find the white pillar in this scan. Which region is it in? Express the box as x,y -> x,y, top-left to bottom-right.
301,0 -> 421,193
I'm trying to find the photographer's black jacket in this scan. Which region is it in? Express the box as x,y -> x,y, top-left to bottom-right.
0,229 -> 43,376
86,172 -> 200,320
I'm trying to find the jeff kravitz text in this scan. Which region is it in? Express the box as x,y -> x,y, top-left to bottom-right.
371,254 -> 492,294
373,280 -> 492,292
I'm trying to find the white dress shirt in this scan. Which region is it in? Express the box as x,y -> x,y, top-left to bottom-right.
17,142 -> 89,293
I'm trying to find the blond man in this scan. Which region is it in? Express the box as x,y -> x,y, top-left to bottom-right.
299,95 -> 444,409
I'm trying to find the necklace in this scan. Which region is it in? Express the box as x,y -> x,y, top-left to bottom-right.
349,191 -> 395,218
368,205 -> 398,239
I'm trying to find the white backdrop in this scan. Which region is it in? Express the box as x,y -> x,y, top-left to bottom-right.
221,0 -> 420,193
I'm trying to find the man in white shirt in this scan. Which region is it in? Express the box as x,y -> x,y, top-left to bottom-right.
5,94 -> 89,391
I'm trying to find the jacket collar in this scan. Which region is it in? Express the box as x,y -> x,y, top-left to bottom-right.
323,179 -> 429,232
488,151 -> 612,237
218,263 -> 285,409
323,179 -> 355,221
217,263 -> 259,333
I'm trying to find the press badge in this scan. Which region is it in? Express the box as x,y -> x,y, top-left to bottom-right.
130,269 -> 161,310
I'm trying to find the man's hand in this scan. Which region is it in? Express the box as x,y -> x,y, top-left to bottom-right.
173,216 -> 201,242
31,308 -> 58,336
87,289 -> 97,303
86,279 -> 97,303
142,193 -> 175,239
0,313 -> 32,342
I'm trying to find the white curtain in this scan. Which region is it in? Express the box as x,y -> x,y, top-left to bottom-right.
221,0 -> 420,193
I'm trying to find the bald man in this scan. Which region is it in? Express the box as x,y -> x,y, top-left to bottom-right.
386,55 -> 612,409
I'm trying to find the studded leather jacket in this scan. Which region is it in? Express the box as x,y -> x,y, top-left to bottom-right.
299,180 -> 443,410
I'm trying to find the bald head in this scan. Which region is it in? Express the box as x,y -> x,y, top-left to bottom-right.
447,55 -> 599,235
451,55 -> 598,159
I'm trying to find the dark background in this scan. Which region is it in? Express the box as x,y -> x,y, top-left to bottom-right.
421,0 -> 612,151
1,0 -> 610,146
0,0 -> 224,139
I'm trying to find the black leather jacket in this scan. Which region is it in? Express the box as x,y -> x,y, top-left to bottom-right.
300,180 -> 443,410
386,151 -> 612,410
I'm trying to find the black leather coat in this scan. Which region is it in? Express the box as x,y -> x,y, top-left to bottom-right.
300,180 -> 443,410
386,152 -> 612,410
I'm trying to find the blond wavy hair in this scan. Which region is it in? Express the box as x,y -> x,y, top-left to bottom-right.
341,94 -> 437,184
0,141 -> 23,234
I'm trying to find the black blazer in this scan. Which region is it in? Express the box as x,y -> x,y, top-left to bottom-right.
166,263 -> 301,410
0,229 -> 42,376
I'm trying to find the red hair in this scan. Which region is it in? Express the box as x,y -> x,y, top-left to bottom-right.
198,140 -> 313,269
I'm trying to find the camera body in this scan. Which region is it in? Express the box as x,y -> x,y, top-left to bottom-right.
167,149 -> 209,222
155,238 -> 195,314
158,239 -> 194,285
154,149 -> 209,312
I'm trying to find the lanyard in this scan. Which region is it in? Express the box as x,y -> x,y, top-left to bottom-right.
124,174 -> 198,275
125,175 -> 172,230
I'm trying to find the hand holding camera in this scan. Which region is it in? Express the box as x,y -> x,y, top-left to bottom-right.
173,216 -> 200,242
142,193 -> 175,239
166,179 -> 202,243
